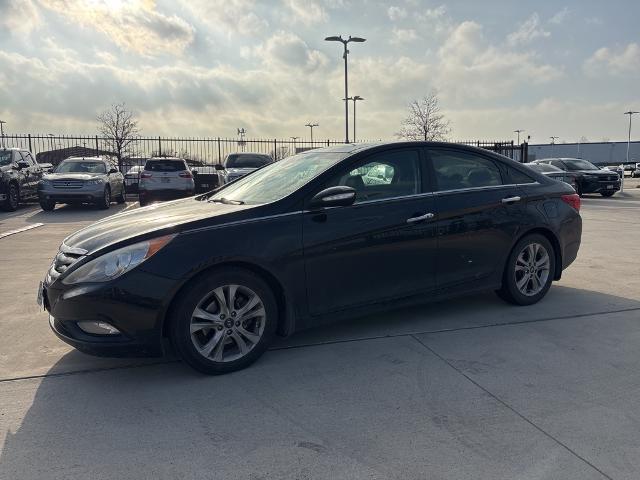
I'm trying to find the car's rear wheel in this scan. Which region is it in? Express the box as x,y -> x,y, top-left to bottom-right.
115,187 -> 126,204
2,183 -> 19,211
170,268 -> 278,374
600,191 -> 615,197
99,187 -> 111,209
497,234 -> 555,306
39,199 -> 55,211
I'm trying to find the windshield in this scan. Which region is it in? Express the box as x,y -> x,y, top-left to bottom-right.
528,163 -> 562,173
563,159 -> 599,171
225,154 -> 272,169
0,151 -> 13,167
55,161 -> 106,174
210,152 -> 346,205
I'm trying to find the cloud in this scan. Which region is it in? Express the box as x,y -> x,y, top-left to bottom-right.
390,28 -> 419,45
437,21 -> 562,103
387,6 -> 407,21
181,0 -> 268,36
250,31 -> 328,71
584,43 -> 640,76
283,0 -> 328,26
507,13 -> 550,46
0,0 -> 42,34
39,0 -> 195,56
549,7 -> 570,25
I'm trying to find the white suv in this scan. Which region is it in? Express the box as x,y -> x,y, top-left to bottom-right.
138,157 -> 195,206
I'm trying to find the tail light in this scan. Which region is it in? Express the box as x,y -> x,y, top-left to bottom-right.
140,172 -> 152,179
179,171 -> 193,178
561,193 -> 580,212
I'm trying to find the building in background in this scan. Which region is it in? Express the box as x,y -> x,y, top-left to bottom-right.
528,141 -> 639,166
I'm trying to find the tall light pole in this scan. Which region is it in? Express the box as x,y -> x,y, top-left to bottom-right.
325,35 -> 366,143
291,136 -> 299,154
345,96 -> 364,142
514,129 -> 525,144
550,136 -> 559,157
305,123 -> 318,144
624,111 -> 639,165
0,120 -> 6,148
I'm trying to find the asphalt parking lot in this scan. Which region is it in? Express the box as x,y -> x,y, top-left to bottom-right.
1,183 -> 640,480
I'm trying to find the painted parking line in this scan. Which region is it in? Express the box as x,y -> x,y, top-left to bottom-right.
0,223 -> 44,239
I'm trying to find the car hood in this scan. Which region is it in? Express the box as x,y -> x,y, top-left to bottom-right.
44,172 -> 105,181
64,197 -> 254,254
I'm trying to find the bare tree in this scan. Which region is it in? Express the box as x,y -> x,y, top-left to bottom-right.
396,91 -> 451,141
97,103 -> 140,169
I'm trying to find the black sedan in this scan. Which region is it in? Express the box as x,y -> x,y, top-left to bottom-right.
531,158 -> 620,197
39,142 -> 582,374
524,162 -> 578,190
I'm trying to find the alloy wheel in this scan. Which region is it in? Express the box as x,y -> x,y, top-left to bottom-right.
514,242 -> 550,296
190,284 -> 266,363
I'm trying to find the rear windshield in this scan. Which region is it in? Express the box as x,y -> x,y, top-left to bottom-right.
224,154 -> 272,169
56,161 -> 106,174
563,159 -> 599,171
144,160 -> 187,172
0,151 -> 12,166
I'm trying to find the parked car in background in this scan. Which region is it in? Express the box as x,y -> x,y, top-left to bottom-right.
524,162 -> 578,190
38,156 -> 125,211
124,165 -> 144,193
40,142 -> 582,374
531,158 -> 620,197
223,152 -> 273,183
632,163 -> 640,178
138,157 -> 194,206
1,147 -> 46,211
603,166 -> 624,178
192,165 -> 226,193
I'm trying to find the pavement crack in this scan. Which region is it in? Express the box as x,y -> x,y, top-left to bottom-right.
410,334 -> 614,480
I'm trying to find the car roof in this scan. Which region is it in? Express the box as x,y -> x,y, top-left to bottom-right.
300,141 -> 510,157
63,156 -> 105,162
146,157 -> 184,161
226,152 -> 271,157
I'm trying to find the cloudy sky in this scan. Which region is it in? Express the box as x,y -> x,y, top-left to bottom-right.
1,0 -> 639,143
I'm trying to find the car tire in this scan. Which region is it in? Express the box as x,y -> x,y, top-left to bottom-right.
2,183 -> 19,211
39,200 -> 55,211
99,187 -> 111,209
496,234 -> 556,306
138,196 -> 147,207
169,268 -> 278,375
600,191 -> 615,197
115,188 -> 126,204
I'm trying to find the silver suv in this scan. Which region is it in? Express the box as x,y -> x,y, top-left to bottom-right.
38,156 -> 125,211
138,157 -> 195,206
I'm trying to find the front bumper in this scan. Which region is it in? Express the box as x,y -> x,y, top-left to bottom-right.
39,185 -> 105,203
580,178 -> 620,193
42,270 -> 176,358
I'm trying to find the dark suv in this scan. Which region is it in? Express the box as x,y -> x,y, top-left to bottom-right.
532,158 -> 620,197
0,148 -> 45,211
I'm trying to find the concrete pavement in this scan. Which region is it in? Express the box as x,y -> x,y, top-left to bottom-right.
1,186 -> 639,479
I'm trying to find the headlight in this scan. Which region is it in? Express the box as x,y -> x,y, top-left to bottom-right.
86,178 -> 105,185
62,235 -> 175,285
39,179 -> 51,187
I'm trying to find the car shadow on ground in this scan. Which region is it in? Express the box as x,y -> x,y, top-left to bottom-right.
24,202 -> 133,224
1,286 -> 640,479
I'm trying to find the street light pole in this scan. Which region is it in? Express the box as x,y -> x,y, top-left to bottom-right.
550,136 -> 559,157
305,123 -> 319,144
345,96 -> 364,142
514,129 -> 524,144
624,111 -> 638,165
291,136 -> 299,154
325,35 -> 366,143
0,120 -> 6,148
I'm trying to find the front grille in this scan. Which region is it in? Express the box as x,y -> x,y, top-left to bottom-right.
52,180 -> 84,189
47,244 -> 87,283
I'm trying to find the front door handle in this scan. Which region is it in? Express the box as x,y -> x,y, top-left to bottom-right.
407,212 -> 435,224
501,196 -> 521,204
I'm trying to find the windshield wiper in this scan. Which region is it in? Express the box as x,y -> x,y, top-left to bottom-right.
209,197 -> 244,205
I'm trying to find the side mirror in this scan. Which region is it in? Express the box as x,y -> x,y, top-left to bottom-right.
309,186 -> 356,210
16,161 -> 29,170
214,164 -> 225,171
108,168 -> 119,174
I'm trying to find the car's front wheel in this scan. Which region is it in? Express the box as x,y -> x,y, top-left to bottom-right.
2,183 -> 19,211
600,191 -> 615,197
170,268 -> 278,374
39,199 -> 55,211
497,234 -> 555,306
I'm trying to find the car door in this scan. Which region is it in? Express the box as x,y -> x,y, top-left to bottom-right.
19,151 -> 37,198
426,147 -> 524,292
303,148 -> 438,316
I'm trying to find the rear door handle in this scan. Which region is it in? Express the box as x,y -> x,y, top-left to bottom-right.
407,212 -> 435,224
501,196 -> 521,204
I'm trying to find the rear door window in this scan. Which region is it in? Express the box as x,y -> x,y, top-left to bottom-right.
507,167 -> 536,184
429,149 -> 503,191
